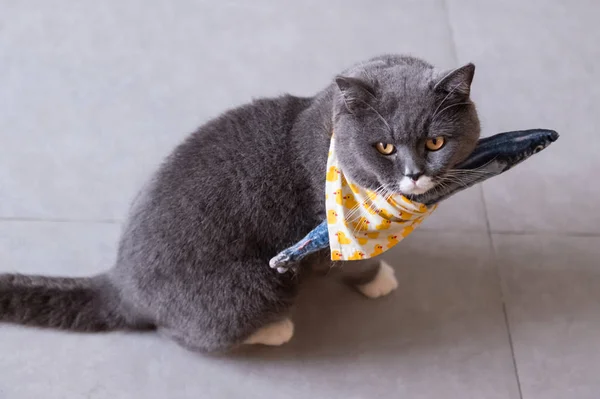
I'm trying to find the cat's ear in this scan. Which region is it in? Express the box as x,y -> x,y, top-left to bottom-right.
434,63 -> 475,98
335,76 -> 376,113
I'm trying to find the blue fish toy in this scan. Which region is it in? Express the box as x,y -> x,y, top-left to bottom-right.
270,128 -> 559,273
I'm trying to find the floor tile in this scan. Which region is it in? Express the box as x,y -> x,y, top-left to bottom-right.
447,0 -> 600,233
0,221 -> 120,276
0,223 -> 519,398
494,233 -> 600,399
0,0 -> 459,221
419,186 -> 488,232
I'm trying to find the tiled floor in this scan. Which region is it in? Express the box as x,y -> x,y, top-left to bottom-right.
0,1 -> 597,398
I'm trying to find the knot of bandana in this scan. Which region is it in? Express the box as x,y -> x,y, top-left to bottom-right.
325,137 -> 437,261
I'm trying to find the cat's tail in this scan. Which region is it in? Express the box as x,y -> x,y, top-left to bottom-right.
0,273 -> 152,332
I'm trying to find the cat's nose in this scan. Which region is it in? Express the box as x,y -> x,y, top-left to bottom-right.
405,172 -> 423,182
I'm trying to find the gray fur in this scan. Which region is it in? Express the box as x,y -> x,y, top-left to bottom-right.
0,55 -> 480,352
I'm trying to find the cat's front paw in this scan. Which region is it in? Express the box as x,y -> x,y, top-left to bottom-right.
356,261 -> 398,299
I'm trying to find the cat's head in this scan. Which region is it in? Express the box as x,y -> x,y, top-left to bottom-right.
332,56 -> 480,196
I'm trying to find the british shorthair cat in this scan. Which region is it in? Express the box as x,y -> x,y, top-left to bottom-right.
0,55 -> 479,352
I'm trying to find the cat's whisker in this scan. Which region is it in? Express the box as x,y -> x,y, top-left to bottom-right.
446,167 -> 496,179
441,179 -> 468,191
345,185 -> 393,236
439,175 -> 477,190
346,200 -> 380,225
431,82 -> 464,120
429,185 -> 445,200
345,185 -> 388,222
445,168 -> 493,177
441,158 -> 500,186
345,195 -> 376,223
440,174 -> 469,185
452,155 -> 499,172
382,183 -> 397,196
431,102 -> 472,124
446,168 -> 490,175
433,178 -> 450,194
345,191 -> 377,221
444,172 -> 490,183
343,192 -> 373,220
352,98 -> 393,133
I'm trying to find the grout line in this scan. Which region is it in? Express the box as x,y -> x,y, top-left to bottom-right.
441,0 -> 526,388
442,0 -> 527,385
502,300 -> 525,399
479,179 -> 524,395
439,14 -> 571,395
420,226 -> 600,237
2,217 -> 600,238
490,230 -> 600,238
478,186 -> 493,236
480,187 -> 525,395
489,232 -> 524,399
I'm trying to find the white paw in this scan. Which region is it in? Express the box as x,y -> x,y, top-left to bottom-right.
244,318 -> 294,346
356,261 -> 398,299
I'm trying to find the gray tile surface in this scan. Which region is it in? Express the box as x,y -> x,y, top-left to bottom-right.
494,234 -> 600,399
0,0 -> 468,222
0,226 -> 518,399
420,187 -> 488,231
1,0 -> 600,397
447,0 -> 600,234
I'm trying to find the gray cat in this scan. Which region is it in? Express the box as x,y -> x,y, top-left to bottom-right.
0,55 -> 480,352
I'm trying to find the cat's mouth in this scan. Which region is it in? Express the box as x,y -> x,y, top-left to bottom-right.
397,175 -> 436,195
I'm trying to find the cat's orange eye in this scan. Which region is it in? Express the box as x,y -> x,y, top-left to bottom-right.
425,137 -> 445,151
375,142 -> 396,155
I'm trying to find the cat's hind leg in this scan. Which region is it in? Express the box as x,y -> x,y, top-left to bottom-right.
243,318 -> 294,346
162,316 -> 295,351
156,258 -> 298,353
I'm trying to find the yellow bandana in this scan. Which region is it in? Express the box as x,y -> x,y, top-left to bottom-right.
325,137 -> 437,261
